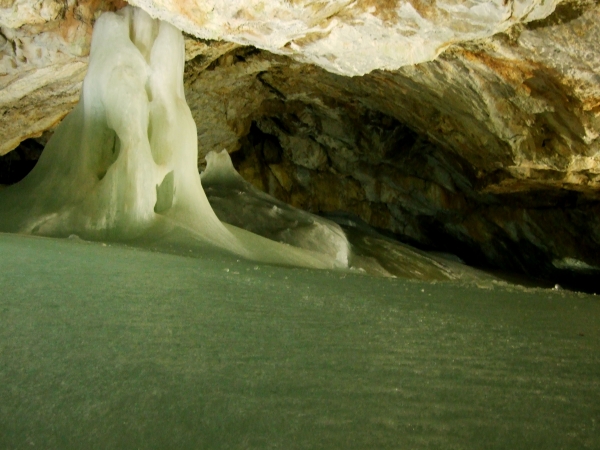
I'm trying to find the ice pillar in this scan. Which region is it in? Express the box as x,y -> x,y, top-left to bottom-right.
0,7 -> 236,249
0,6 -> 346,269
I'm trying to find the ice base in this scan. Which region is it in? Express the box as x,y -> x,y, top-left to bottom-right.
202,149 -> 350,267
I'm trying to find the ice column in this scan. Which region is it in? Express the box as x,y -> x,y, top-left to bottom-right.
0,7 -> 346,269
0,7 -> 238,250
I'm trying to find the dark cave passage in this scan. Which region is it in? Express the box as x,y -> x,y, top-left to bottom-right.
0,139 -> 44,185
226,115 -> 600,293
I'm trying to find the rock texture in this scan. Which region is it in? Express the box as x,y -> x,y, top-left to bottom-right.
184,45 -> 600,283
129,0 -> 559,75
183,0 -> 600,284
1,0 -> 599,286
0,0 -> 117,155
0,0 -> 232,155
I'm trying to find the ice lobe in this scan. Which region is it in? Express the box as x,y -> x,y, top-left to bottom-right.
0,8 -> 222,241
0,7 -> 345,270
202,149 -> 350,267
198,151 -> 496,281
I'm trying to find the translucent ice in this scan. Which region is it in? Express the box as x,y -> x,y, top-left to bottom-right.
202,149 -> 350,267
0,8 -> 220,241
0,7 -> 343,270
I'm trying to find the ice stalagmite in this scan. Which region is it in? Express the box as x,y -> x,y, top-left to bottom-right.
0,7 -> 346,270
202,149 -> 350,267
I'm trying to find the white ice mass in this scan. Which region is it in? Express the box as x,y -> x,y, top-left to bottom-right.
201,149 -> 350,267
0,7 -> 346,270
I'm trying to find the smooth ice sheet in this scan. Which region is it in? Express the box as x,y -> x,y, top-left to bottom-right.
1,232 -> 598,449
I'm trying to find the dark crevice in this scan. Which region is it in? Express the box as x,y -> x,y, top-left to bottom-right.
256,72 -> 287,100
526,0 -> 598,30
0,139 -> 44,185
154,170 -> 175,214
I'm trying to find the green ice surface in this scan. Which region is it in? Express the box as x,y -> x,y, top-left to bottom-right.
0,233 -> 598,449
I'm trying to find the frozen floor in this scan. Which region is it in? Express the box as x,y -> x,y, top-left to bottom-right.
0,233 -> 599,449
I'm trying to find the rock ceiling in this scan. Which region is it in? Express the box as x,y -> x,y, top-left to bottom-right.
128,0 -> 559,75
1,0 -> 599,284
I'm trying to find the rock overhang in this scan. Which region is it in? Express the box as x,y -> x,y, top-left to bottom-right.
127,0 -> 561,76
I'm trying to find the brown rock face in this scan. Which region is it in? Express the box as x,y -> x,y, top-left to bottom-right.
1,0 -> 599,287
0,0 -> 230,155
0,0 -> 130,155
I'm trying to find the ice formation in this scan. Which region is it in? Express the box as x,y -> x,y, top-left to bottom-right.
0,7 -> 344,270
201,152 -> 494,282
321,212 -> 494,283
201,150 -> 350,267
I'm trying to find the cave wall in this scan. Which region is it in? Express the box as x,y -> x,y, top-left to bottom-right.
1,0 -> 599,283
0,0 -> 236,155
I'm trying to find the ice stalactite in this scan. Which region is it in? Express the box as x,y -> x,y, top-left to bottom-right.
0,6 -> 345,270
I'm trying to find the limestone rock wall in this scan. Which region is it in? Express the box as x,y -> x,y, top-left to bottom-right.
180,1 -> 600,280
190,47 -> 600,280
129,0 -> 559,76
0,0 -> 122,155
0,0 -> 233,155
